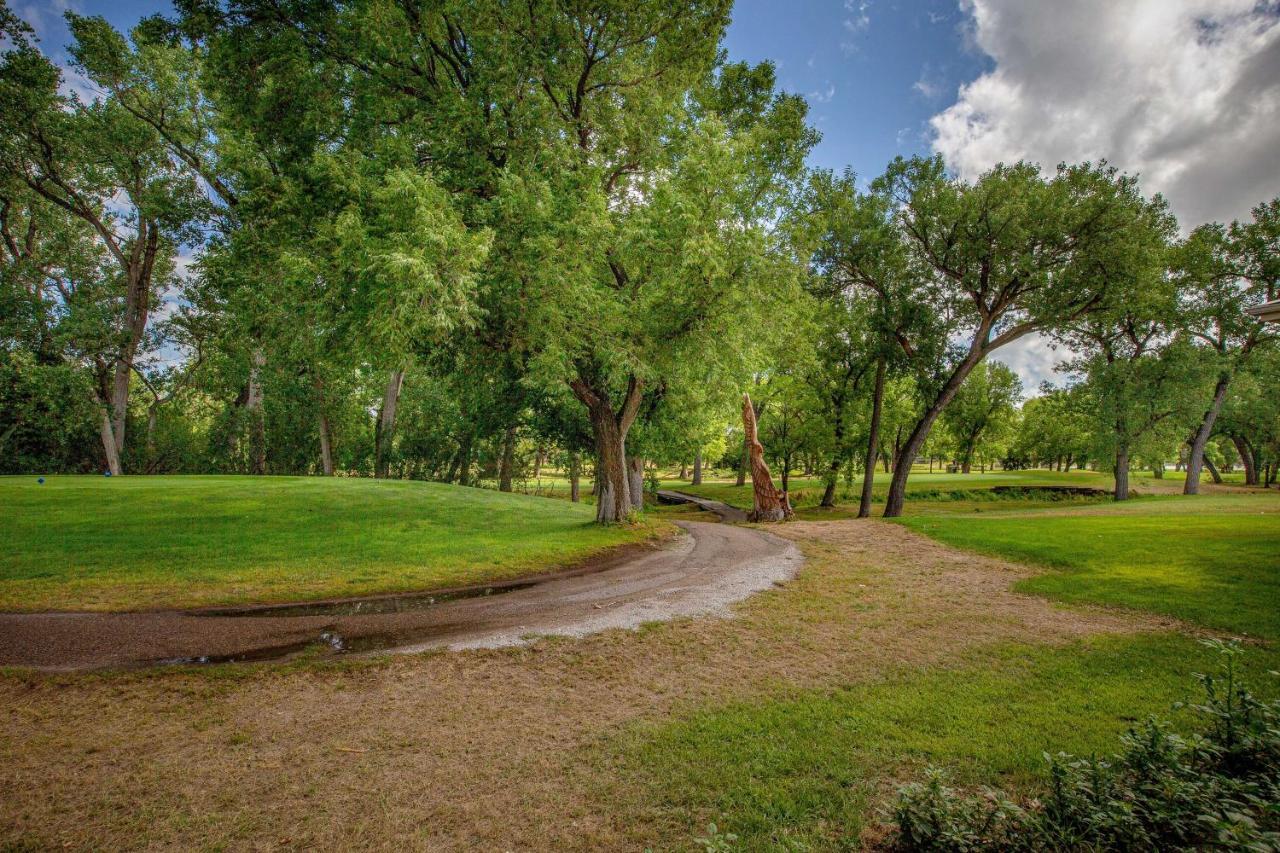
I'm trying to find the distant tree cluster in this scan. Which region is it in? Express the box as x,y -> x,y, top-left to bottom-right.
1,0 -> 1276,519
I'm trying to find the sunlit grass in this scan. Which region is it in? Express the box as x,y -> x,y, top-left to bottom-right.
901,492 -> 1280,638
0,475 -> 666,612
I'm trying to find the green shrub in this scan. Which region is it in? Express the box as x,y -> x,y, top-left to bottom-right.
893,640 -> 1280,851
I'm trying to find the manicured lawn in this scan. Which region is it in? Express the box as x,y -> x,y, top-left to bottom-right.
614,634 -> 1280,849
901,493 -> 1280,638
0,475 -> 665,612
666,467 -> 1120,511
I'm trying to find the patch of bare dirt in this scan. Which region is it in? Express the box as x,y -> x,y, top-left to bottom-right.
0,520 -> 1179,851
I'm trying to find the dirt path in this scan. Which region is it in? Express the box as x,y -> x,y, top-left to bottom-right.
0,521 -> 800,671
0,519 -> 1182,851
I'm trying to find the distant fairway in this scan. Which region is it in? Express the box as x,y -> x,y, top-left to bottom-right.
902,492 -> 1280,639
0,476 -> 664,612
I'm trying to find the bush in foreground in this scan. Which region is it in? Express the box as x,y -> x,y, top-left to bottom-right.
894,640 -> 1280,851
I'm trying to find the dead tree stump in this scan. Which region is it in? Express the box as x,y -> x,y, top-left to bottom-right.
742,392 -> 793,522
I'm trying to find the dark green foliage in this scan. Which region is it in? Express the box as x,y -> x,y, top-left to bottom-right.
894,641 -> 1280,852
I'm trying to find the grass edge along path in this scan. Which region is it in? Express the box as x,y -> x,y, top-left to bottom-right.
0,475 -> 669,612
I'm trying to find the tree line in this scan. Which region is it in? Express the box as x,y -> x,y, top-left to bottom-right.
1,0 -> 1276,521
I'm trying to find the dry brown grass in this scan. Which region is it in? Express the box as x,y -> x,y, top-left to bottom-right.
0,520 -> 1177,851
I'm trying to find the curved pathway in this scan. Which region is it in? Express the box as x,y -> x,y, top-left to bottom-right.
0,518 -> 800,671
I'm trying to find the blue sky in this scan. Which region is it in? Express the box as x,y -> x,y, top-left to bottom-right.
723,0 -> 990,179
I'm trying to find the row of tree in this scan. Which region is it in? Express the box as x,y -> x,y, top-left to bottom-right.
1,0 -> 1276,521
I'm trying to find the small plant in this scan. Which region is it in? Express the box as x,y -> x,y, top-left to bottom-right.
694,822 -> 740,852
892,640 -> 1280,851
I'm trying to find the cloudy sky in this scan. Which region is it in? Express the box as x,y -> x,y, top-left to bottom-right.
19,0 -> 1280,391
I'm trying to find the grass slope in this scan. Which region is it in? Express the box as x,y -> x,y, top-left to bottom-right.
901,493 -> 1280,638
0,475 -> 663,612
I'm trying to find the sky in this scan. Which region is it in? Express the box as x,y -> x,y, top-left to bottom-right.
16,0 -> 1280,392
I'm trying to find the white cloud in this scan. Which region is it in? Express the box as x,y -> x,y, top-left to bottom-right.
808,81 -> 837,103
990,334 -> 1069,397
840,0 -> 872,54
929,0 -> 1280,228
912,64 -> 946,100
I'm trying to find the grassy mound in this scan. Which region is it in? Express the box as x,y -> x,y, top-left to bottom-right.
0,475 -> 664,611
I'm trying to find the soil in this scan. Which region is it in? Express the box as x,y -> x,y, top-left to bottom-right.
0,519 -> 1180,851
0,521 -> 800,671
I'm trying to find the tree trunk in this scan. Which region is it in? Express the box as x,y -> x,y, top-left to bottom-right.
318,413 -> 334,476
98,404 -> 122,476
1115,444 -> 1130,501
742,393 -> 791,522
499,425 -> 517,492
628,456 -> 645,511
247,349 -> 266,475
1152,461 -> 1163,479
679,462 -> 688,480
883,345 -> 989,518
375,368 -> 406,479
533,444 -> 546,479
1204,454 -> 1223,485
457,434 -> 474,486
571,375 -> 643,523
858,358 -> 886,519
692,448 -> 703,486
145,404 -> 159,473
961,459 -> 972,474
569,451 -> 581,502
1233,436 -> 1258,485
821,388 -> 849,508
1184,374 -> 1231,495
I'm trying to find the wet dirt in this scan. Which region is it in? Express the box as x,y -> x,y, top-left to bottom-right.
0,520 -> 801,671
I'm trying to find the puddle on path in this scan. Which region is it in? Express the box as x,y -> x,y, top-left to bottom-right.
194,582 -> 535,619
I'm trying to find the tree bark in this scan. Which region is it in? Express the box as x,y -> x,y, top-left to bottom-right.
742,393 -> 791,522
1233,436 -> 1258,485
883,349 -> 984,517
692,448 -> 703,486
318,413 -> 334,476
628,456 -> 645,511
858,358 -> 886,519
820,390 -> 849,509
1204,454 -> 1223,485
569,451 -> 581,502
247,348 -> 266,475
98,404 -> 122,476
498,425 -> 517,492
375,368 -> 406,479
571,375 -> 643,523
1184,374 -> 1231,495
1114,444 -> 1130,501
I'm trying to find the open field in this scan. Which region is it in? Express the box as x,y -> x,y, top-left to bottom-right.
902,492 -> 1280,638
2,481 -> 1277,849
0,476 -> 665,612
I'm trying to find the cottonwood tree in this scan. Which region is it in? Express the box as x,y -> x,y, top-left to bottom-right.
0,18 -> 204,473
872,156 -> 1158,516
940,361 -> 1021,474
1177,200 -> 1280,495
800,169 -> 934,514
521,49 -> 813,522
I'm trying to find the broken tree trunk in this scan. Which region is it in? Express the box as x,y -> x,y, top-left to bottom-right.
742,393 -> 792,522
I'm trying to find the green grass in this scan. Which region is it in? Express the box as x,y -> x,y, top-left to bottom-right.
901,493 -> 1280,639
665,467 -> 1118,511
0,475 -> 665,612
613,634 -> 1280,849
